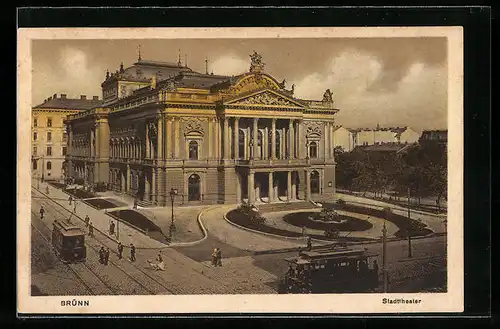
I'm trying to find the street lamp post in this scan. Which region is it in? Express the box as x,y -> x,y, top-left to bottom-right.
382,220 -> 388,293
169,188 -> 178,231
41,155 -> 45,183
407,187 -> 413,258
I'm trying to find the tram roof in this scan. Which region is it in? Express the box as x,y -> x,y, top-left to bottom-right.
53,220 -> 85,236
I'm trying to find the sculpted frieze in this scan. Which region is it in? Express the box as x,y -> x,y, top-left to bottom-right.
233,91 -> 298,107
181,117 -> 207,133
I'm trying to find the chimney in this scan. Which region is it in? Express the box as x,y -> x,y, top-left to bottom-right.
53,93 -> 57,99
93,96 -> 99,100
80,95 -> 87,100
60,94 -> 67,99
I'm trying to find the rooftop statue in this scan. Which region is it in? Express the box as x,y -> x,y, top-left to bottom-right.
249,51 -> 265,73
323,89 -> 334,103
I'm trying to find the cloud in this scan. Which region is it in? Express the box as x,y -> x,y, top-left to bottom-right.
210,54 -> 248,76
291,49 -> 447,131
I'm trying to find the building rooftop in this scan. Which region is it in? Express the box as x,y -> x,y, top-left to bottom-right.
33,94 -> 102,110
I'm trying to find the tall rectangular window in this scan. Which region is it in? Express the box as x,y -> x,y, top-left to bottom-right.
47,117 -> 52,127
47,131 -> 52,142
62,146 -> 67,156
33,132 -> 37,141
33,118 -> 37,127
33,146 -> 37,156
46,146 -> 52,156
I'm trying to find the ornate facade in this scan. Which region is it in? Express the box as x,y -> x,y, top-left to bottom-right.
65,53 -> 339,206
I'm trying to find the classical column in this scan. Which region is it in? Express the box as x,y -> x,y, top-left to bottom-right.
290,120 -> 295,159
248,171 -> 255,204
291,172 -> 297,200
208,119 -> 213,159
271,119 -> 276,160
144,173 -> 150,201
252,118 -> 258,159
126,164 -> 131,192
287,171 -> 292,201
223,117 -> 230,159
174,118 -> 180,158
233,117 -> 239,159
216,118 -> 221,159
120,170 -> 125,192
305,170 -> 311,201
268,172 -> 273,202
324,122 -> 329,159
263,126 -> 268,159
165,117 -> 172,160
295,120 -> 300,158
329,122 -> 334,158
152,168 -> 157,203
145,123 -> 150,159
157,115 -> 163,160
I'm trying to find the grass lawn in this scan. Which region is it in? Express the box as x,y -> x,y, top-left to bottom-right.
323,202 -> 433,237
85,198 -> 120,210
226,210 -> 376,242
64,188 -> 96,199
108,209 -> 163,233
283,212 -> 373,231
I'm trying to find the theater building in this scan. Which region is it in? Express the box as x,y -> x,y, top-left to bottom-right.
65,52 -> 339,206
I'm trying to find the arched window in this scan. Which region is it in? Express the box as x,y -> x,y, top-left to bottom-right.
309,142 -> 318,158
188,174 -> 201,201
32,160 -> 37,170
47,161 -> 52,170
189,141 -> 199,160
310,170 -> 320,194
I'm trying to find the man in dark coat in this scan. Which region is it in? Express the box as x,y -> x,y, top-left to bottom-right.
88,222 -> 94,237
39,205 -> 45,219
216,248 -> 222,267
104,248 -> 110,265
68,196 -> 73,205
109,221 -> 115,235
117,242 -> 123,260
130,243 -> 136,262
84,215 -> 90,228
99,247 -> 105,264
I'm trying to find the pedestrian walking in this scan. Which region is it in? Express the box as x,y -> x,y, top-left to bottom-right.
216,248 -> 222,267
73,201 -> 77,213
68,195 -> 73,206
306,236 -> 312,251
99,247 -> 105,264
130,243 -> 136,262
45,186 -> 50,194
104,248 -> 110,265
211,248 -> 217,266
373,260 -> 379,274
109,221 -> 115,236
88,221 -> 94,237
117,242 -> 123,260
39,205 -> 45,219
84,215 -> 90,228
133,199 -> 138,209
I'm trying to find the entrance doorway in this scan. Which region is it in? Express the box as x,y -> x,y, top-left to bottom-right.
188,174 -> 201,201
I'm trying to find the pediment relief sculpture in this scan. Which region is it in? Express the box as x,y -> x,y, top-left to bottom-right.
304,121 -> 323,136
181,117 -> 207,134
232,91 -> 300,107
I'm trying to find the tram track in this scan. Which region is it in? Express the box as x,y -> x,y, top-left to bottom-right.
31,187 -> 175,295
30,212 -> 115,296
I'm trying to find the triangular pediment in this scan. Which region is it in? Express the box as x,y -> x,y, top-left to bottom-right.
225,89 -> 306,108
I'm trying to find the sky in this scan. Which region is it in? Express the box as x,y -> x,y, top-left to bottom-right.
32,37 -> 447,131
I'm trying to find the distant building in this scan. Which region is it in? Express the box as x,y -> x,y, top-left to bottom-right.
355,143 -> 413,155
32,94 -> 102,181
333,125 -> 419,151
420,130 -> 447,145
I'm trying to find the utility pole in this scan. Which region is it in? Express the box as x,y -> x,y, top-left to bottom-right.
407,187 -> 412,258
382,220 -> 388,293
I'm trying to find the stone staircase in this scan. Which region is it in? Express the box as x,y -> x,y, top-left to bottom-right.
257,201 -> 319,214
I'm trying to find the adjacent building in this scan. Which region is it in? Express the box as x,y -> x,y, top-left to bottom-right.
32,94 -> 102,181
419,129 -> 447,145
64,52 -> 339,206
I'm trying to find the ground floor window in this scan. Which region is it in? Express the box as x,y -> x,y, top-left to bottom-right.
311,170 -> 320,194
32,160 -> 37,170
188,174 -> 201,201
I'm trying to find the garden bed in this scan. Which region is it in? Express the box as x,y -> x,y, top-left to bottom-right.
84,198 -> 120,210
64,188 -> 96,199
283,212 -> 373,231
226,210 -> 376,242
107,209 -> 163,233
47,182 -> 66,189
323,202 -> 433,237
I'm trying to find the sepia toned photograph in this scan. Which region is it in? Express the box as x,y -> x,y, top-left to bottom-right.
17,27 -> 464,314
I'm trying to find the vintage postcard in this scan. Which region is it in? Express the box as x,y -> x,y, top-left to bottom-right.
17,27 -> 463,314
